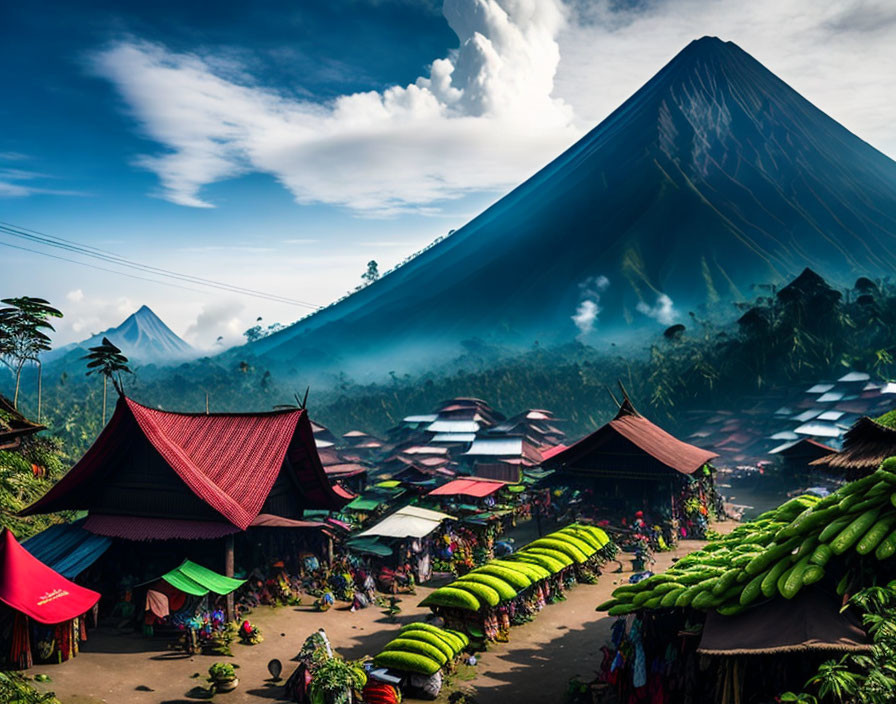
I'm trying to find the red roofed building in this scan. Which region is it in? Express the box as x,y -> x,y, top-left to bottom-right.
22,397 -> 347,534
545,400 -> 717,479
543,399 -> 719,528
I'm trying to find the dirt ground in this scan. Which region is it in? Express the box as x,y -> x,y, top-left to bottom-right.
31,524 -> 734,704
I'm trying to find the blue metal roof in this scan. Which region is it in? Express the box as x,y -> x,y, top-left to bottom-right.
22,518 -> 111,579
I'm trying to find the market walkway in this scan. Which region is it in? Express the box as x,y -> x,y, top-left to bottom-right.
451,527 -> 735,704
32,525 -> 733,704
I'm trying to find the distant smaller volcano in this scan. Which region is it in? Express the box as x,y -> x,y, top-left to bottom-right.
47,305 -> 194,366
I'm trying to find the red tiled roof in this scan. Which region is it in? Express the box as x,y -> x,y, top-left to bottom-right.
428,478 -> 505,498
23,397 -> 346,528
546,401 -> 718,475
539,444 -> 568,461
84,514 -> 241,540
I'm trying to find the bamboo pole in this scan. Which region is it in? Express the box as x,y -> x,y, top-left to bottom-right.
225,534 -> 235,621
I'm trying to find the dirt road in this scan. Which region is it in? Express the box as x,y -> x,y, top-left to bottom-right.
32,530 -> 727,704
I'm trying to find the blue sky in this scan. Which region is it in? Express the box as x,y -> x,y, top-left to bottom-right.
1,0 -> 894,349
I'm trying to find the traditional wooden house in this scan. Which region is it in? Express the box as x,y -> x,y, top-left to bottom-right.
542,399 -> 719,532
0,394 -> 44,450
810,409 -> 896,479
769,437 -> 837,478
21,396 -> 347,614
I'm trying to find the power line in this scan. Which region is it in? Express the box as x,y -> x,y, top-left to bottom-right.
0,240 -> 215,297
0,220 -> 323,309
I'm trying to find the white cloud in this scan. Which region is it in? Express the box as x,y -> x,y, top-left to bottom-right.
90,0 -> 896,218
58,293 -> 135,339
555,0 -> 896,159
636,293 -> 678,325
183,300 -> 247,350
0,160 -> 87,198
92,0 -> 580,215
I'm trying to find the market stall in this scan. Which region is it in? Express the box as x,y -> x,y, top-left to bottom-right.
348,505 -> 455,587
0,528 -> 100,669
141,560 -> 245,649
421,523 -> 614,643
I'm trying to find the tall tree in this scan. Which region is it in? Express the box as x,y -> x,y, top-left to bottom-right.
83,337 -> 132,424
0,297 -> 62,416
362,260 -> 379,284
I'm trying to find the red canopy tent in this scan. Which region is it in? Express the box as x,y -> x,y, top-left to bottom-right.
428,478 -> 505,498
0,529 -> 99,625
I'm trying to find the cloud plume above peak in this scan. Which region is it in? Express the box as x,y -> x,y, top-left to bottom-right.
93,0 -> 580,214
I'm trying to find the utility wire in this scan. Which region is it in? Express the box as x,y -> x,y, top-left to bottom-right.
0,240 -> 215,297
0,220 -> 322,309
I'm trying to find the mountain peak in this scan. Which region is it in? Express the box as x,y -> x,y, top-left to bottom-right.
240,37 -> 896,382
46,305 -> 194,367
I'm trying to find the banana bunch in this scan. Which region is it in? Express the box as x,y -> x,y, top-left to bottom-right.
598,461 -> 896,617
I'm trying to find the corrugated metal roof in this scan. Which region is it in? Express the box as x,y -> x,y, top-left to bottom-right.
402,415 -> 438,423
807,384 -> 835,394
794,421 -> 842,438
402,446 -> 448,455
428,478 -> 505,498
838,371 -> 871,383
818,392 -> 845,403
769,431 -> 800,441
792,409 -> 822,422
464,437 -> 524,456
426,420 -> 480,433
431,433 -> 476,443
817,411 -> 845,421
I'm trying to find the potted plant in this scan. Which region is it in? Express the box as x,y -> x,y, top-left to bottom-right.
208,662 -> 239,692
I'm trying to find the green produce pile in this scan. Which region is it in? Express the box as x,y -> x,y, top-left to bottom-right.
0,671 -> 62,703
420,523 -> 612,611
372,622 -> 470,675
598,461 -> 896,617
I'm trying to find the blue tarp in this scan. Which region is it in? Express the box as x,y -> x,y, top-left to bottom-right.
22,518 -> 111,579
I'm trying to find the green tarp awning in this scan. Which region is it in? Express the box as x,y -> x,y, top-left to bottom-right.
347,497 -> 382,512
161,560 -> 246,596
345,537 -> 393,557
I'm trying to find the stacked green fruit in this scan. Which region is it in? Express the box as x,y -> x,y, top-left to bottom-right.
421,523 -> 615,611
373,622 -> 469,675
597,462 -> 896,616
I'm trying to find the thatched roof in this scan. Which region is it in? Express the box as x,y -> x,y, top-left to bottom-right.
811,411 -> 896,477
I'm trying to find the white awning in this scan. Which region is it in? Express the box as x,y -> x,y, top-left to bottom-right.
357,506 -> 454,539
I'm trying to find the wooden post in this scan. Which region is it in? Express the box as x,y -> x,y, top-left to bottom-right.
326,535 -> 334,567
225,534 -> 235,621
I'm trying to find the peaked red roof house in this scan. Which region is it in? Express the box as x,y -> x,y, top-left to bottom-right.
543,400 -> 718,479
21,397 -> 347,538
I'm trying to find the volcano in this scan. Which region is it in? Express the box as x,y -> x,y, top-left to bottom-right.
245,36 -> 896,378
48,305 -> 194,366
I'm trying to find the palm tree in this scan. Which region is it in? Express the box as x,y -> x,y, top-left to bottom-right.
83,337 -> 132,424
0,297 -> 62,417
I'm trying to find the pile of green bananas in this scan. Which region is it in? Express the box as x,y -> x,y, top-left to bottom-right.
420,523 -> 613,611
598,460 -> 896,617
